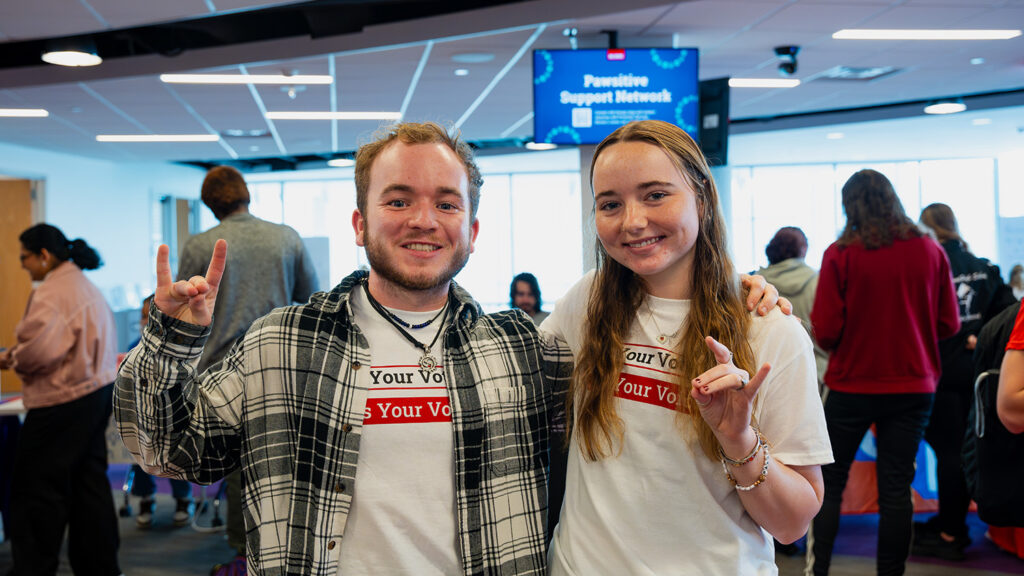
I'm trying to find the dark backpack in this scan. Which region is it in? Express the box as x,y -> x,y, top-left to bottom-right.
962,301 -> 1024,527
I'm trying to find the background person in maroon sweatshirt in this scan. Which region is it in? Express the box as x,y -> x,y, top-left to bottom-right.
806,169 -> 960,576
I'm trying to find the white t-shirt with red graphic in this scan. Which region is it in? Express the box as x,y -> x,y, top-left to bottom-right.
337,285 -> 460,575
542,271 -> 832,576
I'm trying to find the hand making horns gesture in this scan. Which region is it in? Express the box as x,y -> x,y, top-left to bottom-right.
690,336 -> 772,440
154,239 -> 227,327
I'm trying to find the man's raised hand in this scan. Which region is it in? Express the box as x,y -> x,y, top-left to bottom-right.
154,239 -> 227,327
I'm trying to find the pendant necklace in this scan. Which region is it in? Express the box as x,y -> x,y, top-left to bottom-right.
646,299 -> 682,345
364,282 -> 450,372
375,295 -> 448,329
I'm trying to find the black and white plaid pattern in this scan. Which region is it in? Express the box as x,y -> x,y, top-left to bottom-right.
115,270 -> 558,575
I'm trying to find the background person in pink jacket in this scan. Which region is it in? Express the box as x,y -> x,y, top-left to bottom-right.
807,170 -> 960,576
0,223 -> 121,576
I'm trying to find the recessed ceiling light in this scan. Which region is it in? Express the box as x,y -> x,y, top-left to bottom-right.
833,29 -> 1021,40
826,132 -> 844,140
327,158 -> 356,167
221,129 -> 270,138
160,74 -> 333,85
454,68 -> 470,77
41,50 -> 102,67
96,134 -> 220,142
265,111 -> 401,120
819,65 -> 899,81
525,142 -> 557,151
249,146 -> 260,152
451,52 -> 495,64
972,118 -> 992,126
728,78 -> 801,88
971,57 -> 986,65
923,102 -> 967,115
0,108 -> 49,117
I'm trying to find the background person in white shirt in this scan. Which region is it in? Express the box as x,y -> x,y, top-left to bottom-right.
542,120 -> 833,575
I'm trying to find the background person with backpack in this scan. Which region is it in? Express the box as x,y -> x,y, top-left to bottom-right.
912,203 -> 1016,561
962,299 -> 1024,560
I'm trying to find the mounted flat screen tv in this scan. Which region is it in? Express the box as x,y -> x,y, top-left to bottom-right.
532,48 -> 699,145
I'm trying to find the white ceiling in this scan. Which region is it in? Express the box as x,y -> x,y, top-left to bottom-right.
0,0 -> 1022,166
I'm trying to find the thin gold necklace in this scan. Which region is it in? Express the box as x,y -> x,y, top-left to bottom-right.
646,298 -> 682,345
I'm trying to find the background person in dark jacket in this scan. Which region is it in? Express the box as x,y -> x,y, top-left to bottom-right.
913,203 -> 1017,560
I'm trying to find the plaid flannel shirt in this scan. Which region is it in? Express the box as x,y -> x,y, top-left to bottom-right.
115,270 -> 562,575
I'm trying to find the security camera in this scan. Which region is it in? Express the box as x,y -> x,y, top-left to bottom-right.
774,45 -> 800,76
562,27 -> 579,50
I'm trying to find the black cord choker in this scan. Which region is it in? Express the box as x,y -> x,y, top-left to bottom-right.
377,298 -> 447,329
363,282 -> 450,372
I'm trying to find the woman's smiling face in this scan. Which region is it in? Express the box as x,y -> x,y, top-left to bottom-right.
592,140 -> 700,299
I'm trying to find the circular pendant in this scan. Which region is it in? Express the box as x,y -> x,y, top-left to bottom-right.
419,354 -> 438,372
657,335 -> 668,344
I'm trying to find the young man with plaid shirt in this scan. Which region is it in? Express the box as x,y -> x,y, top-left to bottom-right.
116,123 -> 559,575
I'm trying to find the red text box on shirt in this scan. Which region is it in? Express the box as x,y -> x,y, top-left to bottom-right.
364,396 -> 452,424
615,372 -> 687,413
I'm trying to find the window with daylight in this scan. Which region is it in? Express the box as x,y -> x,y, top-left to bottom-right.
731,159 -> 1001,273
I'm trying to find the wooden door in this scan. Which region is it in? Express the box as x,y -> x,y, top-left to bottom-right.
0,179 -> 34,394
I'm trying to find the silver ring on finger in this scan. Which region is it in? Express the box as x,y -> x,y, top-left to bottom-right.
737,374 -> 749,390
726,351 -> 733,365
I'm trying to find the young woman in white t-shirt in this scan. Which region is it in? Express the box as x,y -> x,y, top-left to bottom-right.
542,120 -> 832,575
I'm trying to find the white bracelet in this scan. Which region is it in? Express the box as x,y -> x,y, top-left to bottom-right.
722,447 -> 771,491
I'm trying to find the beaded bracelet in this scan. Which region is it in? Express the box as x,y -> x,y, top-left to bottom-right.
718,426 -> 764,467
722,448 -> 771,491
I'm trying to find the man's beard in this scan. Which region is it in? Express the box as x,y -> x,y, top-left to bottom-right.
515,300 -> 536,315
363,228 -> 471,291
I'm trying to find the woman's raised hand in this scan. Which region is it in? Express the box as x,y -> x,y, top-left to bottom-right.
154,239 -> 226,327
690,336 -> 771,443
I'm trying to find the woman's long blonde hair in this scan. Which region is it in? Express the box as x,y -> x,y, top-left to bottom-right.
569,120 -> 756,461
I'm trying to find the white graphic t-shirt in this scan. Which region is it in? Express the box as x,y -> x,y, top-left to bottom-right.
338,285 -> 460,575
543,271 -> 832,576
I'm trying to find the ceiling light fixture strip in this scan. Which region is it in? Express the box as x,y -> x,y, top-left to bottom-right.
160,74 -> 333,84
833,29 -> 1021,40
729,78 -> 801,88
96,134 -> 220,142
265,111 -> 401,120
0,108 -> 49,117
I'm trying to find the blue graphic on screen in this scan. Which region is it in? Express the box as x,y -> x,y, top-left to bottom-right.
533,48 -> 699,145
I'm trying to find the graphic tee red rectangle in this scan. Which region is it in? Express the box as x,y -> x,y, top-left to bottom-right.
615,342 -> 686,413
362,364 -> 452,425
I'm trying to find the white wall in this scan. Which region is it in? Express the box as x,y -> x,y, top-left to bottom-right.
0,141 -> 205,309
